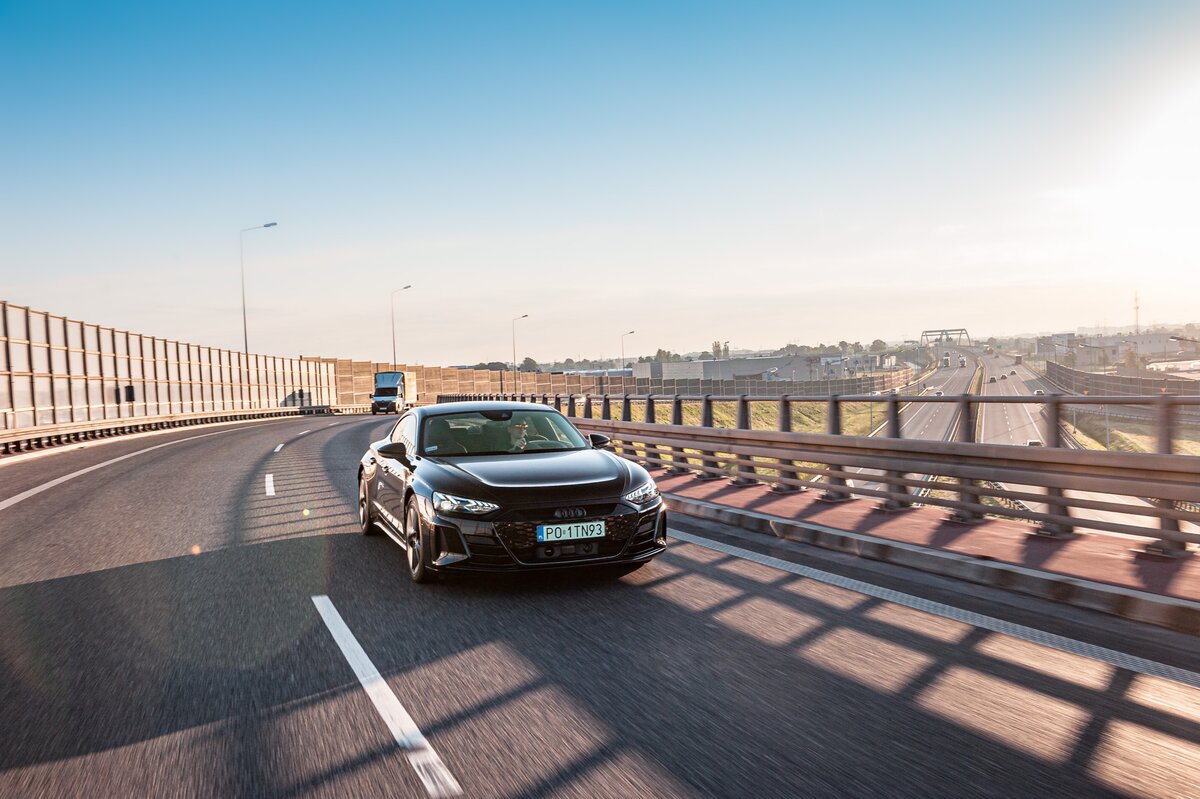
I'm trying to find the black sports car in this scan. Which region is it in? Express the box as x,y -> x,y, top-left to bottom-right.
357,401 -> 667,582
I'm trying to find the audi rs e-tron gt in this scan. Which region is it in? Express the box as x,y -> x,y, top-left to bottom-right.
358,402 -> 667,582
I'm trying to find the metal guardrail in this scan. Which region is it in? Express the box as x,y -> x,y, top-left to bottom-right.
439,392 -> 1200,556
0,404 -> 374,455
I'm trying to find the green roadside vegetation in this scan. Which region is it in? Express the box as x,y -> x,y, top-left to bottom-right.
1063,415 -> 1200,456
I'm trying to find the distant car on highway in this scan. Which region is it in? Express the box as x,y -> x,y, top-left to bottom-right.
934,390 -> 944,396
357,402 -> 666,582
1009,370 -> 1017,376
1026,440 -> 1043,446
989,376 -> 997,383
1000,374 -> 1007,380
1034,389 -> 1045,396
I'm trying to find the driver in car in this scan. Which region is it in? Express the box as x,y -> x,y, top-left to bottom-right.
506,418 -> 547,452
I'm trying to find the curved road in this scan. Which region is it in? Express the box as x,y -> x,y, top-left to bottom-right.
1,415 -> 1198,797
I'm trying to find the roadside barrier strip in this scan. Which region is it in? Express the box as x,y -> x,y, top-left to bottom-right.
667,497 -> 1200,633
671,529 -> 1200,682
0,405 -> 373,455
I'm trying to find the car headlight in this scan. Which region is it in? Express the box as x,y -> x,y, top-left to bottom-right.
432,491 -> 499,515
623,481 -> 660,505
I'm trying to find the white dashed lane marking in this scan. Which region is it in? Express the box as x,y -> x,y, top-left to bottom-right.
265,474 -> 275,496
274,444 -> 284,453
312,596 -> 462,797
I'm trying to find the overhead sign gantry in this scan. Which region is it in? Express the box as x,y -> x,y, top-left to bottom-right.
920,329 -> 972,348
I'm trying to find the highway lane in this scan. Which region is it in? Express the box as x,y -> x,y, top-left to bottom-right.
850,349 -> 977,495
1,416 -> 1199,797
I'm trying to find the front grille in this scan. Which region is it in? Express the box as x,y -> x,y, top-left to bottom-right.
493,508 -> 644,564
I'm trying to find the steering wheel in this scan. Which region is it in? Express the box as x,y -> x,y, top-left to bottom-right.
522,439 -> 566,451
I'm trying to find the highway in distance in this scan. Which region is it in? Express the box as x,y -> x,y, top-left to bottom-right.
1,415 -> 1198,798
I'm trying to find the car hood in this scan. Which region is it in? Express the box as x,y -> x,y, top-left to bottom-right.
425,448 -> 634,502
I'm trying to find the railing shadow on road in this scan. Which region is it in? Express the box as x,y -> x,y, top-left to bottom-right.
1,533 -> 1198,797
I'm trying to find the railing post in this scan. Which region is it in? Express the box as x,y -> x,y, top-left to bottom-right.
566,394 -> 577,418
1035,395 -> 1073,537
771,395 -> 800,493
950,394 -> 982,523
880,395 -> 911,510
615,394 -> 632,458
821,395 -> 850,501
1147,395 -> 1187,556
583,394 -> 592,419
643,395 -> 661,468
554,394 -> 562,412
667,395 -> 689,473
731,395 -> 757,486
601,394 -> 612,420
695,394 -> 721,481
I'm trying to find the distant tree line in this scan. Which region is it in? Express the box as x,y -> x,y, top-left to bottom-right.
467,337 -> 899,373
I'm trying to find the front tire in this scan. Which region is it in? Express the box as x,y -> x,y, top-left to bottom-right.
405,501 -> 432,583
359,476 -> 379,536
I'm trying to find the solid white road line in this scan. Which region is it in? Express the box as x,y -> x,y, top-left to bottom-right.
669,529 -> 1200,690
311,596 -> 462,798
298,430 -> 310,436
265,474 -> 275,496
274,444 -> 284,453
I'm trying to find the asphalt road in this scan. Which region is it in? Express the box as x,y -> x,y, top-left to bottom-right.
2,415 -> 1198,798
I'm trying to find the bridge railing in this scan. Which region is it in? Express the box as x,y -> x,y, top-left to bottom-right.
437,392 -> 1200,556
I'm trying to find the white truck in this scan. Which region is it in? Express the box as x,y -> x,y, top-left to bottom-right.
371,372 -> 415,414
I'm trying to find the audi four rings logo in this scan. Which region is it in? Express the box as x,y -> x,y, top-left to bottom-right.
554,507 -> 586,519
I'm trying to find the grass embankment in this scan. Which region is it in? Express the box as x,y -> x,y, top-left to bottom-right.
1063,415 -> 1200,456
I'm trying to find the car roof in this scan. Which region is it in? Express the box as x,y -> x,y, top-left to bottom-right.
413,401 -> 567,418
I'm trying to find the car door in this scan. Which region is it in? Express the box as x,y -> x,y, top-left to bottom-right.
376,413 -> 417,532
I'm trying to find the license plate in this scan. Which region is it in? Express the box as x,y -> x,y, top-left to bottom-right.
536,520 -> 606,542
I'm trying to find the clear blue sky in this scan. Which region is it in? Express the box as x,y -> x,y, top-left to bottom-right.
4,1 -> 1199,364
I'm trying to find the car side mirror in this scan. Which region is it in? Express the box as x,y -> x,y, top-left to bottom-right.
378,441 -> 409,462
588,433 -> 611,449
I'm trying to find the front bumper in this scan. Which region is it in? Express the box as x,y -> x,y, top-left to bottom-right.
422,498 -> 667,572
371,400 -> 397,412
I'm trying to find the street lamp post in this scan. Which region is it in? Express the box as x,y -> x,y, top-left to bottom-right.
620,330 -> 635,371
512,314 -> 529,390
239,222 -> 278,356
389,285 -> 413,368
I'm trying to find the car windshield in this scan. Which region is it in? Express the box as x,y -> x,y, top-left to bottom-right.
421,410 -> 589,456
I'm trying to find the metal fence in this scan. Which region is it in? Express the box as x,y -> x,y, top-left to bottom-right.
439,391 -> 1200,555
1,300 -> 336,431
